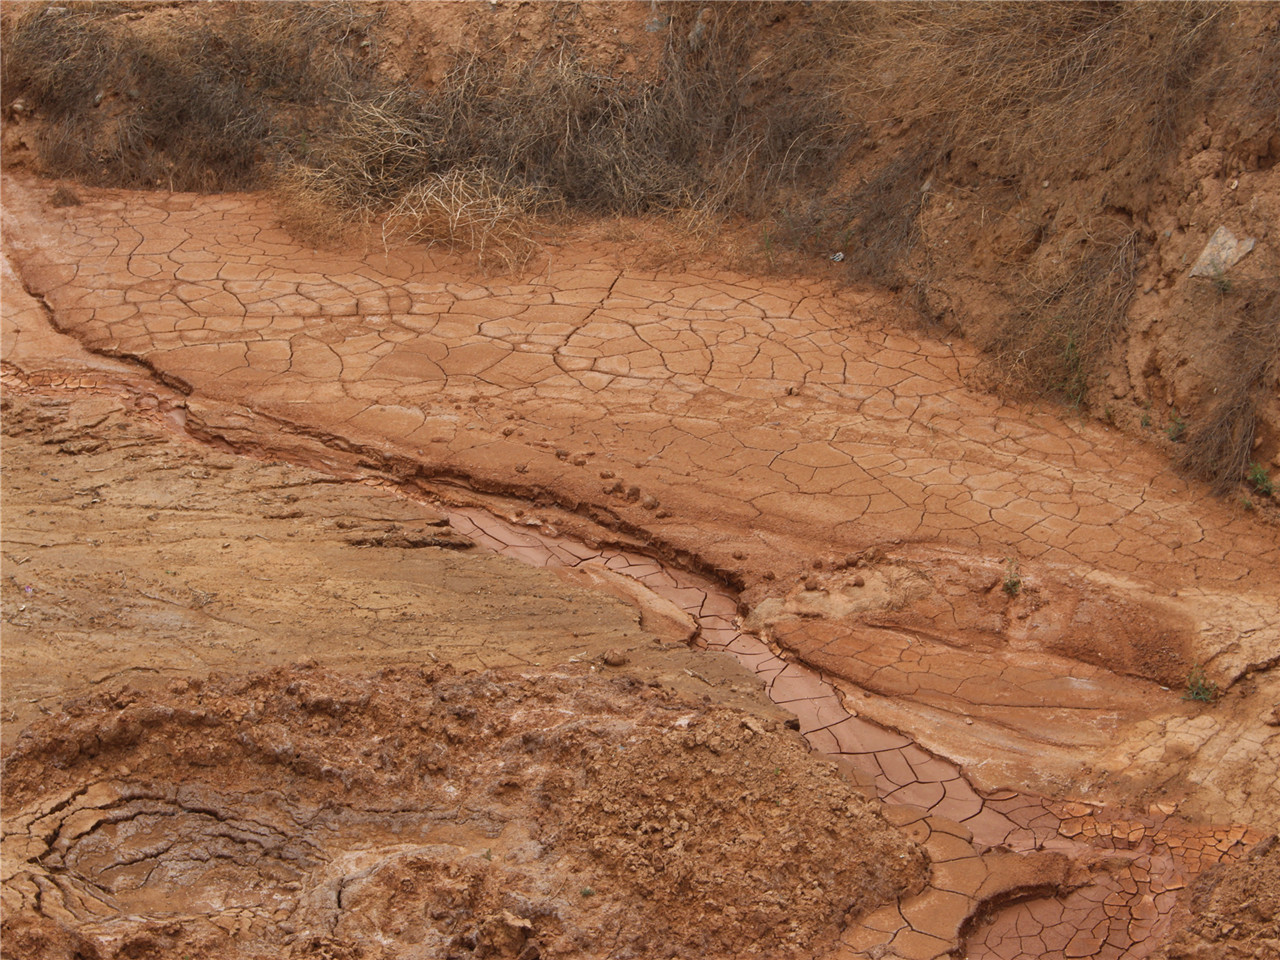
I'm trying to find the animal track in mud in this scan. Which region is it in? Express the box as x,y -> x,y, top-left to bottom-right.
0,666 -> 926,960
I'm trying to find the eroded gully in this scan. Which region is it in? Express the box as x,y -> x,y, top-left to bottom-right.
1,172 -> 1270,959
433,497 -> 1261,960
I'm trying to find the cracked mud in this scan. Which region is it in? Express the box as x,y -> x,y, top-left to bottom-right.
2,173 -> 1278,960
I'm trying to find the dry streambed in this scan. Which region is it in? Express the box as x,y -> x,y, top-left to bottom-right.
2,174 -> 1278,959
0,383 -> 1268,960
0,386 -> 930,960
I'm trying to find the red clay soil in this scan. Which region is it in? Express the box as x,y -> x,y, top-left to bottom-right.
2,169 -> 1278,960
3,173 -> 1276,816
0,665 -> 927,960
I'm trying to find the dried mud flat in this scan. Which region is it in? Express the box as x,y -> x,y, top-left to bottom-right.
2,169 -> 1279,960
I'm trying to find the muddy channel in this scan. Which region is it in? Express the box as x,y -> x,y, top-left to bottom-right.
2,173 -> 1278,960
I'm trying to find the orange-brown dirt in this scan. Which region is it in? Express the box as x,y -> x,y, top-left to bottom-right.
1,664 -> 926,960
4,167 -> 1277,960
1156,836 -> 1280,960
0,386 -> 774,752
3,4 -> 1280,960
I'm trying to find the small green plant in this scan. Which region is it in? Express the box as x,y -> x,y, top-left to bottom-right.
1183,665 -> 1218,703
1165,414 -> 1186,443
1002,558 -> 1022,597
580,887 -> 595,898
1210,267 -> 1233,295
1240,495 -> 1255,512
1140,412 -> 1152,429
1248,461 -> 1274,497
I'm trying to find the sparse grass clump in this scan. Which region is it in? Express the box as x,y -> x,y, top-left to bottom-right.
0,4 -> 116,122
1248,463 -> 1274,497
1183,665 -> 1219,704
1002,559 -> 1022,598
270,89 -> 549,263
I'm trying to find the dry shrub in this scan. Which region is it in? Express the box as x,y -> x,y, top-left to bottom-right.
1,5 -> 116,119
426,6 -> 843,220
47,58 -> 270,192
272,92 -> 545,265
981,224 -> 1140,407
836,2 -> 1222,181
273,4 -> 849,255
382,168 -> 546,270
214,3 -> 380,106
270,165 -> 358,248
1178,281 -> 1280,491
1,2 -> 379,191
6,2 -> 847,254
818,2 -> 1222,402
274,90 -> 436,238
824,143 -> 941,290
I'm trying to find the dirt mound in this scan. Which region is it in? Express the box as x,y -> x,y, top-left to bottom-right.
1158,836 -> 1280,959
1,665 -> 927,960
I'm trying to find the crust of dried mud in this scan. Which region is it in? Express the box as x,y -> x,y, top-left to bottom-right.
1,664 -> 926,960
3,176 -> 1279,958
3,5 -> 1279,954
